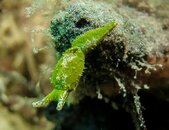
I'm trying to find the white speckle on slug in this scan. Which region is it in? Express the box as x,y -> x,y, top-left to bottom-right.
32,99 -> 48,108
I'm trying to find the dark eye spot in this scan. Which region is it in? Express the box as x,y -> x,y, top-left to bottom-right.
75,18 -> 90,28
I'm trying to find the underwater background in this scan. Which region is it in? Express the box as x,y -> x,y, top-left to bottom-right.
0,0 -> 169,130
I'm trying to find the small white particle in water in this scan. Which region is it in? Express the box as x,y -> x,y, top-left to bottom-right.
25,7 -> 33,18
96,88 -> 103,99
114,77 -> 127,97
32,47 -> 39,54
143,84 -> 149,89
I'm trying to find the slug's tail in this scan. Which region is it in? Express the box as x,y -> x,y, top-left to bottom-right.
32,98 -> 49,108
32,89 -> 69,111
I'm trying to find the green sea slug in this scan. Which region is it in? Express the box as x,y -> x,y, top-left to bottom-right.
32,21 -> 118,111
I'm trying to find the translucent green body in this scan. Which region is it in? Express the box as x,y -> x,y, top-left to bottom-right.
32,21 -> 117,110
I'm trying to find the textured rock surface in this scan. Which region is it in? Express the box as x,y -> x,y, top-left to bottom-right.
51,0 -> 168,56
50,0 -> 169,98
48,0 -> 169,130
